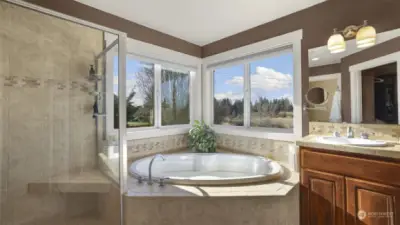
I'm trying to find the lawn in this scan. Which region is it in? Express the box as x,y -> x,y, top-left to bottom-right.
127,121 -> 151,128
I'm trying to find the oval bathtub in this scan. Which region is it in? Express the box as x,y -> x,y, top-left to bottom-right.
129,153 -> 282,185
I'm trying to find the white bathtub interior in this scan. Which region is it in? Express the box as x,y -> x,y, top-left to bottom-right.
129,153 -> 282,185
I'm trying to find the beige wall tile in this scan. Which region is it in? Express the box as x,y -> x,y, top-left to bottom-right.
124,185 -> 299,225
0,2 -> 103,224
127,134 -> 189,159
216,134 -> 292,163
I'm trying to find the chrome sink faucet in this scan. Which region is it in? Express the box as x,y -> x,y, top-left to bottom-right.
147,154 -> 165,185
346,126 -> 354,138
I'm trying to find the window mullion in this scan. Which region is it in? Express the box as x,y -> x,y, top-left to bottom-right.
154,64 -> 162,128
244,63 -> 251,128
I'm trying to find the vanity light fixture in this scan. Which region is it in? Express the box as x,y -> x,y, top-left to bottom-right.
327,20 -> 376,54
327,29 -> 346,54
356,20 -> 376,48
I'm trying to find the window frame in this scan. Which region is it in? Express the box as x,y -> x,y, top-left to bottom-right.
106,52 -> 198,140
203,30 -> 303,141
212,63 -> 246,126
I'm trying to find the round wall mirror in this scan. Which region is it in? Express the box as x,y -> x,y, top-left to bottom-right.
306,87 -> 329,105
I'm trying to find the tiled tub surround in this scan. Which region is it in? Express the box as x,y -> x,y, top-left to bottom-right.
124,155 -> 299,225
124,188 -> 299,225
97,134 -> 190,181
216,134 -> 293,164
124,181 -> 299,225
0,2 -> 104,225
127,134 -> 188,159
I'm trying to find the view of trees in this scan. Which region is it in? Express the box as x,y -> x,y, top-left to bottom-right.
114,62 -> 189,129
214,96 -> 293,128
161,69 -> 190,125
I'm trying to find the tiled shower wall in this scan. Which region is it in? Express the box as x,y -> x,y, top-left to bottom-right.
0,2 -> 103,224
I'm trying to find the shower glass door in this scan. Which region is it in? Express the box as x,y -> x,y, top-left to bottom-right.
0,1 -> 127,225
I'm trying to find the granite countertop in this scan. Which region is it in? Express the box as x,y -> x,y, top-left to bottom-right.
296,135 -> 400,159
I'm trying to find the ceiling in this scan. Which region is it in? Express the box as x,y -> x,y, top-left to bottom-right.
74,0 -> 326,46
308,28 -> 400,67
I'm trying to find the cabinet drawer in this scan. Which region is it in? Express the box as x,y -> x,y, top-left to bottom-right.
301,149 -> 400,187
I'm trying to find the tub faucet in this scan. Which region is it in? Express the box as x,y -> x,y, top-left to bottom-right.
148,154 -> 165,185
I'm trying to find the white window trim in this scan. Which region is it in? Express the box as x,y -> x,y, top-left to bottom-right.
105,36 -> 202,140
349,51 -> 400,124
202,30 -> 303,142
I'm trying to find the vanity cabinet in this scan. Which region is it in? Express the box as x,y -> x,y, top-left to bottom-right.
301,169 -> 345,225
300,147 -> 400,225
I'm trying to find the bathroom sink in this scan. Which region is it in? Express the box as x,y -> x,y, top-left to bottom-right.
316,136 -> 387,147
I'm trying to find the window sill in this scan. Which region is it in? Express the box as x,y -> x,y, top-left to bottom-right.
212,125 -> 297,142
125,125 -> 191,140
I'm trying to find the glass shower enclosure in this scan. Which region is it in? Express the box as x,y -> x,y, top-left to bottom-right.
0,1 -> 128,224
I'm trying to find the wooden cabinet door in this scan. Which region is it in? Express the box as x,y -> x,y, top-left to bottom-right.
346,177 -> 400,225
301,169 -> 345,225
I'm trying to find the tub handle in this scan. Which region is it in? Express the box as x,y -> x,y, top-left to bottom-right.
159,178 -> 165,187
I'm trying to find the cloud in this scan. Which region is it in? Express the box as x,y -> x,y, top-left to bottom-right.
225,67 -> 292,91
225,76 -> 243,86
214,91 -> 243,101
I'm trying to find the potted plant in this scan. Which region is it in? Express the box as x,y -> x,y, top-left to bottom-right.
188,120 -> 217,153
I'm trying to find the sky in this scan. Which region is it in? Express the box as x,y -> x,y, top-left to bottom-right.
113,52 -> 294,106
213,52 -> 294,103
113,56 -> 151,106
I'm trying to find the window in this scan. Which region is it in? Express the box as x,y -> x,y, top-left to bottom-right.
114,58 -> 154,129
213,65 -> 244,126
250,52 -> 294,129
161,68 -> 190,125
212,49 -> 294,132
112,55 -> 193,130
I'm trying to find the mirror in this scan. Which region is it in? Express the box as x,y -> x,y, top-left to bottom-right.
306,87 -> 329,105
308,27 -> 400,124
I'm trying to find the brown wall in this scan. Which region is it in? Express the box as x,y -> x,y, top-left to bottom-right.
202,0 -> 400,57
21,0 -> 202,57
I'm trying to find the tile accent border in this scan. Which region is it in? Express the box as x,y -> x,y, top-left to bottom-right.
216,134 -> 292,164
4,76 -> 94,93
127,134 -> 188,159
126,133 -> 292,164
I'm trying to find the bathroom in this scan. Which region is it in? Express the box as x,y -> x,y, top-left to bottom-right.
0,0 -> 399,225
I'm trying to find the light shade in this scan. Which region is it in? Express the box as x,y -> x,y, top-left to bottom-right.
327,33 -> 346,54
356,25 -> 376,48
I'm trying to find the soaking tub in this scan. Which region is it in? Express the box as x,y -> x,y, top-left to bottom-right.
129,153 -> 282,185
